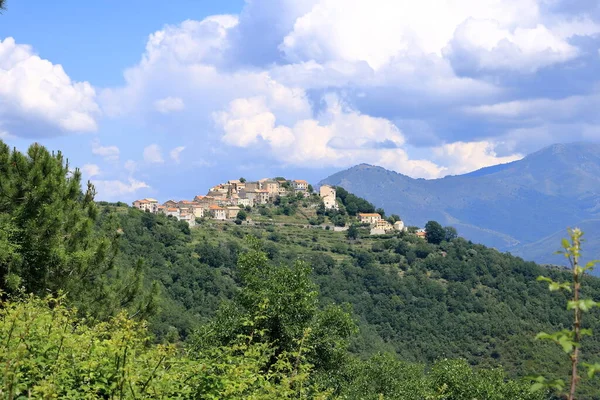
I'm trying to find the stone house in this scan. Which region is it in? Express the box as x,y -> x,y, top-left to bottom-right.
261,180 -> 280,198
165,207 -> 180,218
393,220 -> 405,231
210,205 -> 227,220
133,198 -> 159,213
178,211 -> 196,227
244,182 -> 261,191
240,189 -> 269,205
163,200 -> 178,208
319,185 -> 338,210
226,206 -> 241,219
292,179 -> 308,191
358,213 -> 382,225
191,204 -> 205,218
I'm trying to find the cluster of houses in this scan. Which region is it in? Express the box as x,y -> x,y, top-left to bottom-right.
132,178 -> 413,236
358,212 -> 406,235
133,178 -> 341,226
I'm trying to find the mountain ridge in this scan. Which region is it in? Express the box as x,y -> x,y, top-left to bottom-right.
319,142 -> 600,266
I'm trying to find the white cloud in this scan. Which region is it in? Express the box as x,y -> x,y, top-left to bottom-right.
143,144 -> 164,163
432,141 -> 523,175
124,159 -> 137,173
0,130 -> 15,140
92,178 -> 150,200
464,94 -> 598,122
81,163 -> 101,178
92,139 -> 120,162
97,1 -> 600,185
215,94 -> 444,178
154,96 -> 185,113
445,19 -> 579,72
277,0 -> 590,72
169,146 -> 186,163
0,37 -> 100,137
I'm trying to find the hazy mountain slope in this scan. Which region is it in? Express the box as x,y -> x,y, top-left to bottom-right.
512,220 -> 600,265
320,143 -> 600,263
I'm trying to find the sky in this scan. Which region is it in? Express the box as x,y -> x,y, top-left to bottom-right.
1,0 -> 600,202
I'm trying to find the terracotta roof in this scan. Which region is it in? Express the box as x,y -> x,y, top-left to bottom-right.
294,179 -> 308,183
167,208 -> 179,212
209,205 -> 224,210
179,200 -> 194,204
359,213 -> 381,217
135,199 -> 150,204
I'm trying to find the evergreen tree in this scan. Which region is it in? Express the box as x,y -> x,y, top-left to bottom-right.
0,141 -> 151,318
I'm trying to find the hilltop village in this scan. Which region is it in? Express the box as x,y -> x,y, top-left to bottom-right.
132,178 -> 417,236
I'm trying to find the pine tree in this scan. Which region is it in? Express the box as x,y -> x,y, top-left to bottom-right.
0,140 -> 152,318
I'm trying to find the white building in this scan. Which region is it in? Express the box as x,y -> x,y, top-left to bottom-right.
358,213 -> 382,225
178,212 -> 196,227
292,180 -> 308,191
319,185 -> 338,210
210,205 -> 227,220
133,198 -> 159,213
393,220 -> 405,231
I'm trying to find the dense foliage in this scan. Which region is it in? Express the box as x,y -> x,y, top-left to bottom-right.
1,141 -> 600,398
0,142 -> 153,319
335,186 -> 376,216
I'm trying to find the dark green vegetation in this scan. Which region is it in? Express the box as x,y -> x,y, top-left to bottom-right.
320,142 -> 600,266
1,140 -> 599,398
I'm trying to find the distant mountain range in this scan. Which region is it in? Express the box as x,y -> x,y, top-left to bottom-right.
320,142 -> 600,267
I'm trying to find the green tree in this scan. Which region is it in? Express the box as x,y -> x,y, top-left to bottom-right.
239,177 -> 246,183
387,214 -> 401,224
307,184 -> 314,193
425,220 -> 445,245
237,209 -> 248,221
0,141 -> 150,318
346,224 -> 360,240
444,226 -> 458,241
196,237 -> 355,372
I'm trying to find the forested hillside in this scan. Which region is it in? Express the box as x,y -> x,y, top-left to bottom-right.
100,205 -> 600,396
320,142 -> 600,265
2,141 -> 600,398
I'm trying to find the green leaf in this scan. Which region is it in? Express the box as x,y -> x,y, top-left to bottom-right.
567,299 -> 598,312
583,362 -> 600,379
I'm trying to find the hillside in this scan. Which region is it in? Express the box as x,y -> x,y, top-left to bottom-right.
98,203 -> 600,397
4,140 -> 600,398
319,142 -> 600,265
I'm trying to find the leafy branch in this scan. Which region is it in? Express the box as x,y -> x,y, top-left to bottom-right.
532,228 -> 600,399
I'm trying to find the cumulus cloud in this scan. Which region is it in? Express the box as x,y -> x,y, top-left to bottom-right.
154,96 -> 185,113
92,139 -> 120,162
0,37 -> 100,137
445,19 -> 580,73
92,178 -> 150,201
169,146 -> 185,163
432,141 -> 524,175
215,94 -> 445,178
81,163 -> 101,178
98,0 -> 600,185
143,144 -> 164,163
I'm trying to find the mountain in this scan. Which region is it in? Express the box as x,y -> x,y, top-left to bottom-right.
320,142 -> 600,265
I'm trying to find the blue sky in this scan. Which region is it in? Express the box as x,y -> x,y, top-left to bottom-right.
1,0 -> 599,202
